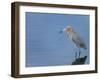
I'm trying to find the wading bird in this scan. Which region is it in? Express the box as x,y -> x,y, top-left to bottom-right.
60,25 -> 87,58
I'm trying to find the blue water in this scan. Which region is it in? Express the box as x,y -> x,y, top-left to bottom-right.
25,12 -> 90,67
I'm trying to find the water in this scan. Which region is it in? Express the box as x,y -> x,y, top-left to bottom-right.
25,12 -> 89,67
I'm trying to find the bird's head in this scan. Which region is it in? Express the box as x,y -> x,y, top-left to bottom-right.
66,26 -> 73,32
59,25 -> 73,34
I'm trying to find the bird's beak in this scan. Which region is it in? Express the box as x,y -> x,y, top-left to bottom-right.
59,28 -> 66,34
59,30 -> 63,34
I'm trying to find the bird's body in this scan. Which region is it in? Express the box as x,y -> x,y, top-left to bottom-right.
63,26 -> 87,50
66,29 -> 87,50
61,25 -> 87,58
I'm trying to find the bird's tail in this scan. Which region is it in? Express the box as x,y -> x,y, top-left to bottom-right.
80,43 -> 87,50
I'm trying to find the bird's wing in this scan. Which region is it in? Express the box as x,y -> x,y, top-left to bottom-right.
72,32 -> 87,49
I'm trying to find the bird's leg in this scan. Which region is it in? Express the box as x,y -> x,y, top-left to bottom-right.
79,51 -> 81,58
75,52 -> 77,60
78,48 -> 81,58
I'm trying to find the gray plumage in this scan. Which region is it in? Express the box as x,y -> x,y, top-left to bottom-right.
63,26 -> 87,50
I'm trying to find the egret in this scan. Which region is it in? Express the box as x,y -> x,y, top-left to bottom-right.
60,25 -> 87,58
